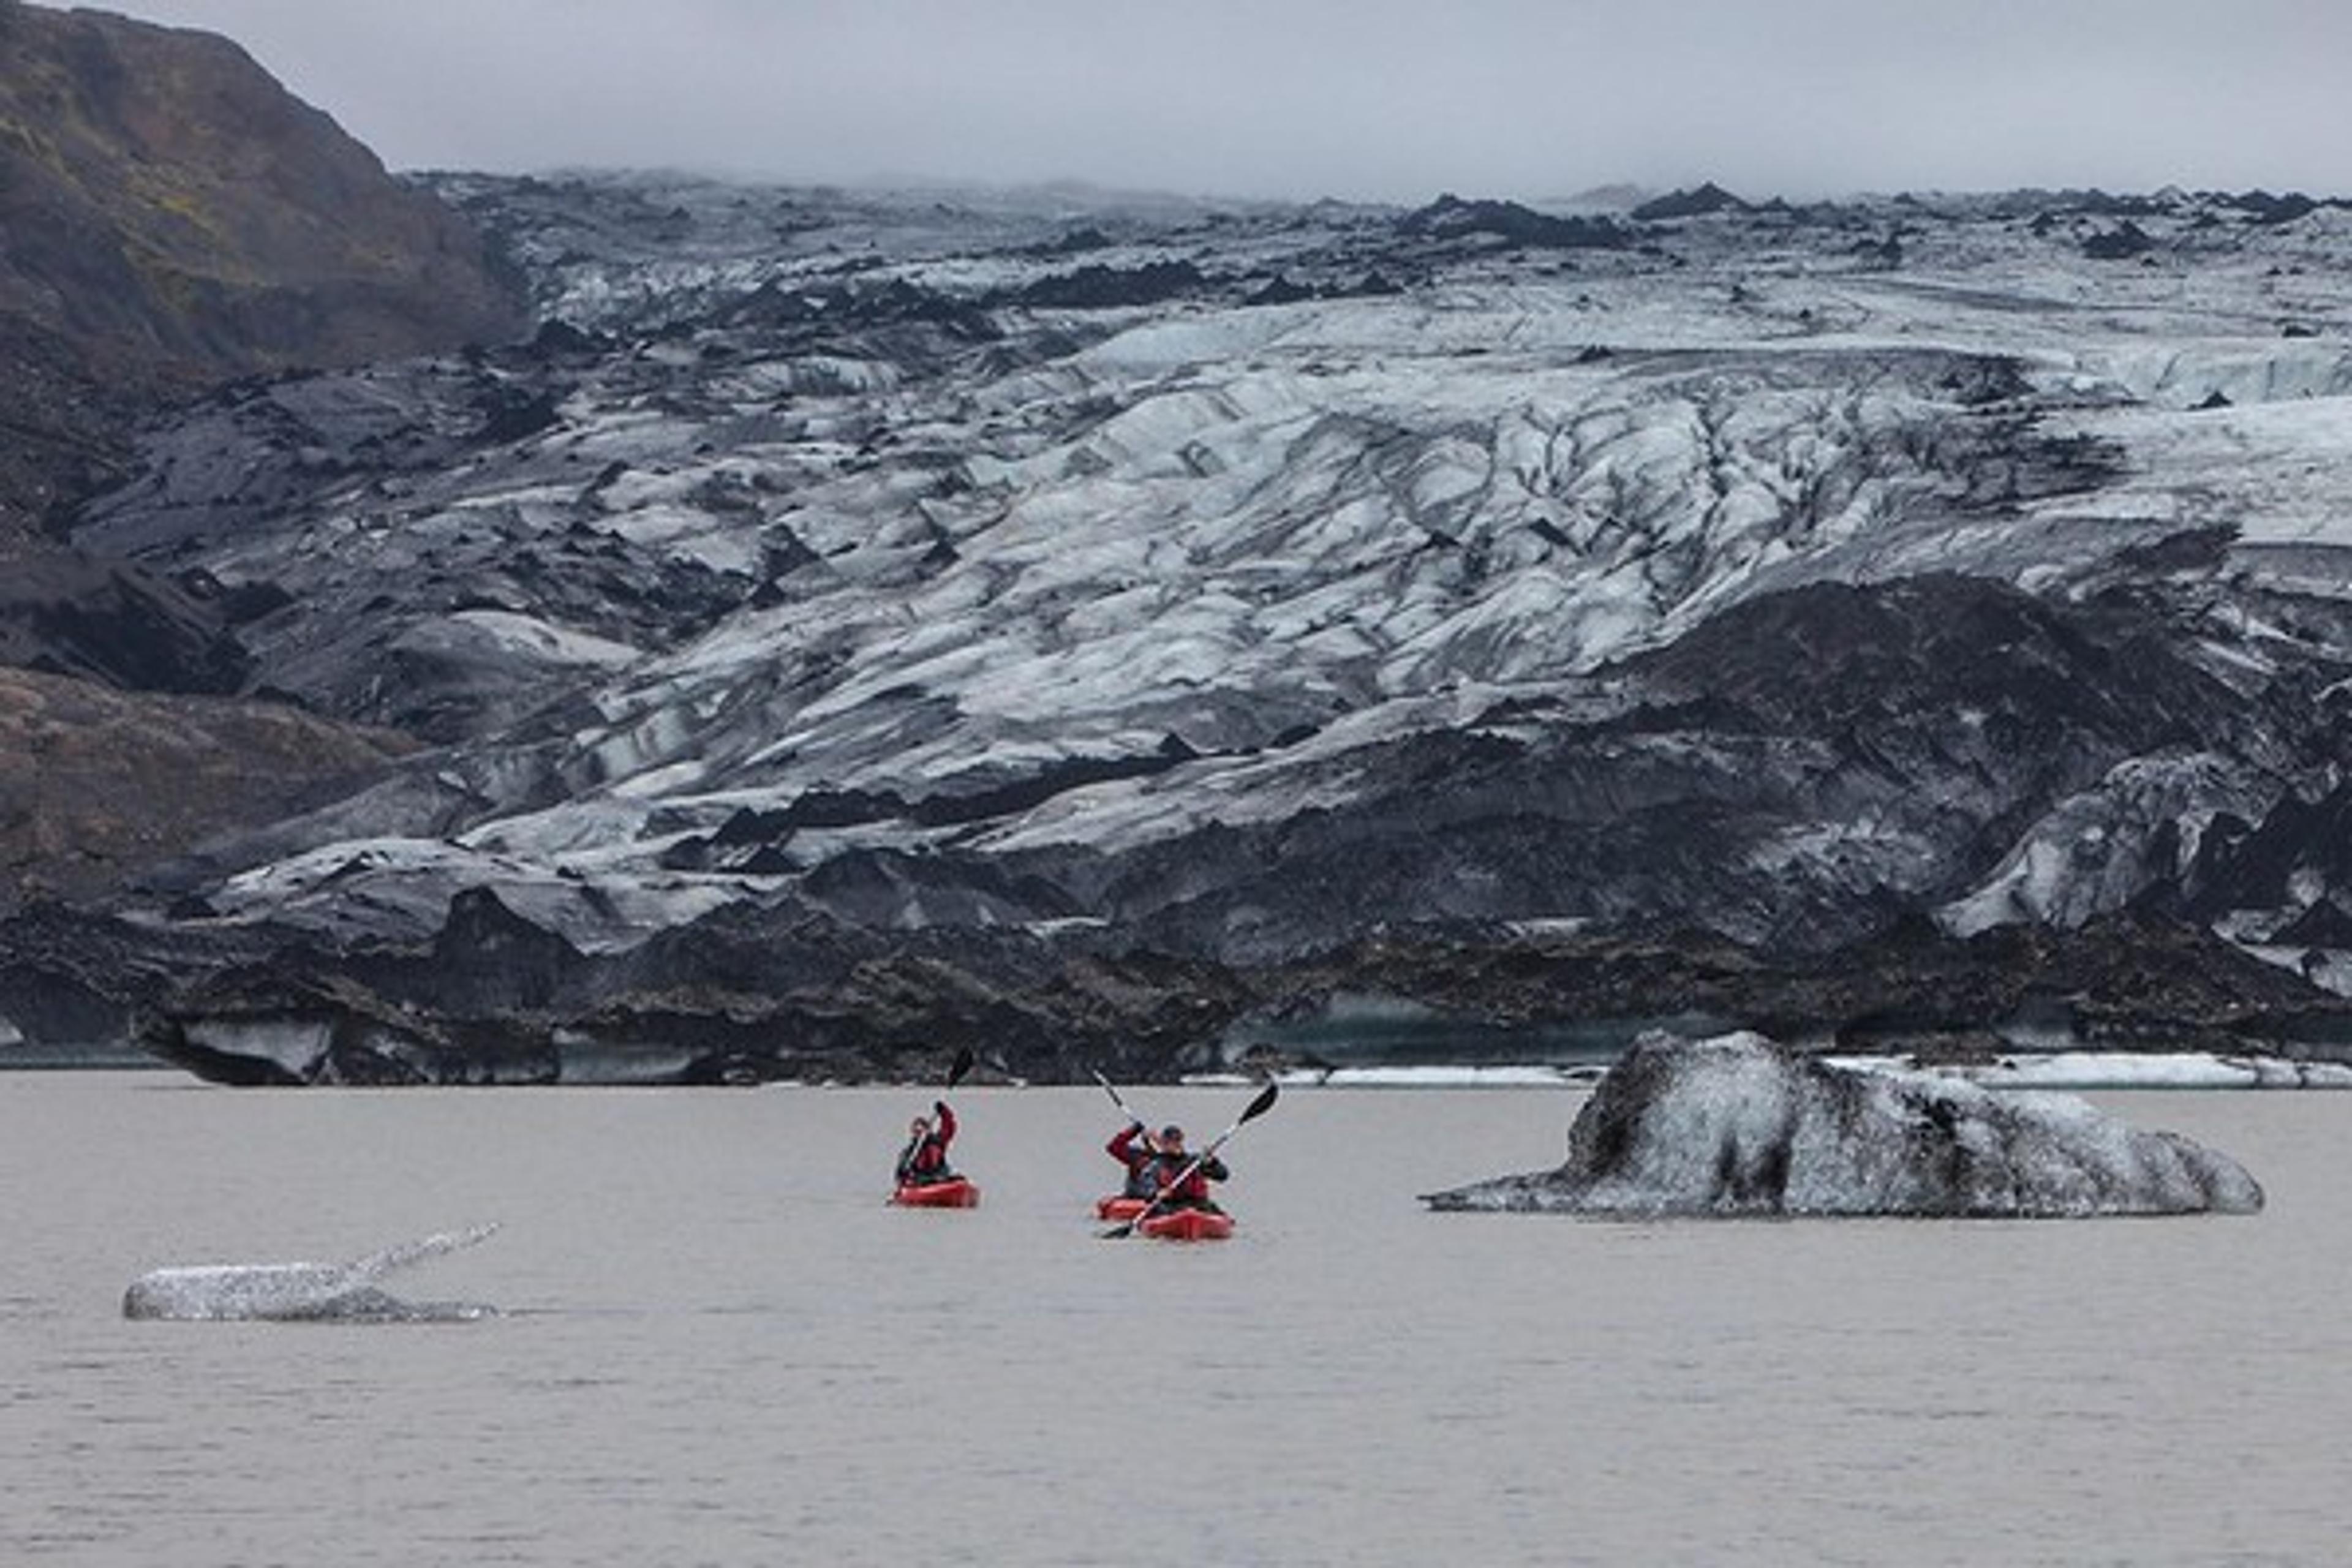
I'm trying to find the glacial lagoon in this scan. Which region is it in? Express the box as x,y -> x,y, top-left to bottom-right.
6,1073 -> 2350,1566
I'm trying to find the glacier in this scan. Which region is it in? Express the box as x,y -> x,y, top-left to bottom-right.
28,177 -> 2352,1081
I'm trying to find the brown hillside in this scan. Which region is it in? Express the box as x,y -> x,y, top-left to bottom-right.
0,662 -> 415,910
0,0 -> 526,536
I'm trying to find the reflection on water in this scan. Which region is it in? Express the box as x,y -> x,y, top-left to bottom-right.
2,1074 -> 2348,1566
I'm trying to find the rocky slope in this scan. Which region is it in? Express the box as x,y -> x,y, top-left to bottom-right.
17,165 -> 2352,1080
0,664 -> 410,905
0,1 -> 523,539
0,4 -> 518,371
0,3 -> 524,937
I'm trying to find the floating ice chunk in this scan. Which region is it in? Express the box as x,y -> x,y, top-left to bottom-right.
1422,1033 -> 2263,1217
124,1224 -> 500,1322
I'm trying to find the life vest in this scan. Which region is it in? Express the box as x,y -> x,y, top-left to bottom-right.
897,1135 -> 952,1184
1153,1152 -> 1227,1208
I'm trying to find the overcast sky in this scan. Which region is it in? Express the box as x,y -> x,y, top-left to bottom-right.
84,1 -> 2352,202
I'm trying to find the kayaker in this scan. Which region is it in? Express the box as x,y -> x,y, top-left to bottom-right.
897,1099 -> 960,1186
1109,1121 -> 1227,1211
1150,1125 -> 1228,1212
1106,1119 -> 1163,1199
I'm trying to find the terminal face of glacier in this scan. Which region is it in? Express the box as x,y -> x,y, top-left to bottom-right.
1422,1033 -> 2264,1218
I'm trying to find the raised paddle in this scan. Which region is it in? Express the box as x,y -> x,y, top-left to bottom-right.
1093,1066 -> 1161,1207
1090,1066 -> 1144,1127
1099,1081 -> 1279,1239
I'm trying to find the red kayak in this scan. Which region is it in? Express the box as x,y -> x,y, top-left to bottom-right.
1137,1207 -> 1234,1242
1096,1195 -> 1148,1222
891,1177 -> 980,1209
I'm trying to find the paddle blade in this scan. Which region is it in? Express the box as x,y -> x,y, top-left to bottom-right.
1237,1081 -> 1280,1124
945,1047 -> 976,1088
1091,1067 -> 1139,1121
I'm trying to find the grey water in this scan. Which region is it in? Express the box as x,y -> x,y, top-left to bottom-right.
5,1074 -> 2350,1567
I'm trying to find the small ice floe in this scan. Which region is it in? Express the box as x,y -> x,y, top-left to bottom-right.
123,1224 -> 500,1322
1422,1033 -> 2263,1218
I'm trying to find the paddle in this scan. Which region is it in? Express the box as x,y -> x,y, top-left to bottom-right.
1090,1066 -> 1144,1128
1093,1066 -> 1159,1205
1099,1081 -> 1279,1239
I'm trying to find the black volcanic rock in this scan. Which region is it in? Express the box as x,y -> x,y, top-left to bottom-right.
1061,574 -> 2274,963
1245,274 -> 1317,306
1397,194 -> 1628,250
712,276 -> 1000,344
0,549 -> 250,693
1629,183 -> 1751,222
2225,189 -> 2320,226
420,887 -> 585,1013
2082,221 -> 2157,260
527,903 -> 2282,1064
1016,260 -> 1209,308
470,382 -> 565,445
139,963 -> 562,1086
1630,575 -> 2220,746
121,896 -> 1270,1087
89,888 -> 2352,1087
2177,782 -> 2352,925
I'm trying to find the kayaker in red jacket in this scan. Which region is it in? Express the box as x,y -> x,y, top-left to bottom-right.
1107,1120 -> 1161,1199
897,1100 -> 959,1185
1108,1121 -> 1227,1210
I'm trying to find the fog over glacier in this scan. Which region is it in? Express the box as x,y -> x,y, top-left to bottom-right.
93,0 -> 2352,199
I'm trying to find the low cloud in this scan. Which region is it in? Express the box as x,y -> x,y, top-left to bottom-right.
98,0 -> 2352,200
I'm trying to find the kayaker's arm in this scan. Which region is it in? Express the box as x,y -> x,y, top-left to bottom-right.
1107,1121 -> 1147,1163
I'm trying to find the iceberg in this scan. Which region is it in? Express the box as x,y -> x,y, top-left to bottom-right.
1421,1033 -> 2263,1218
123,1224 -> 500,1321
